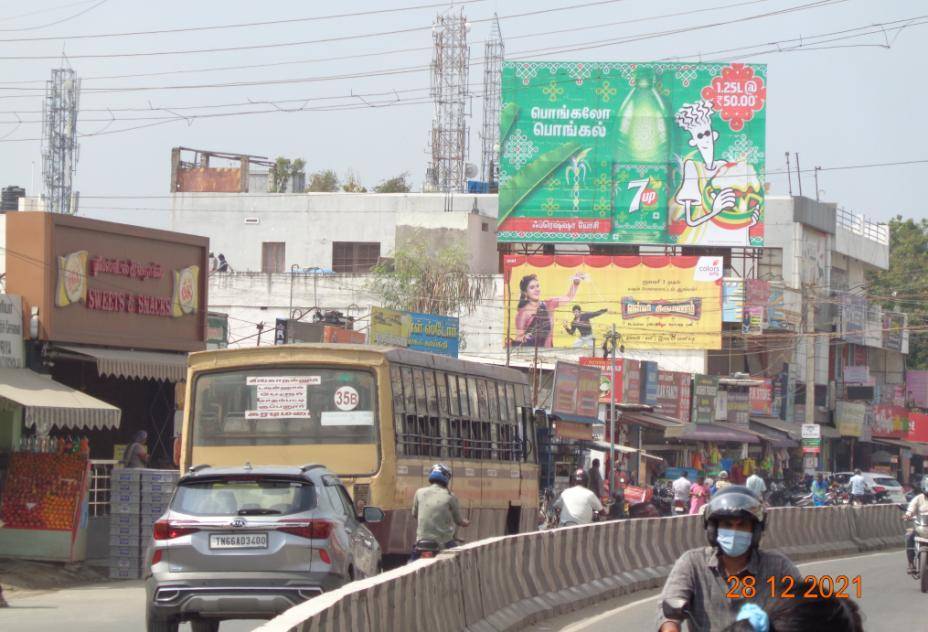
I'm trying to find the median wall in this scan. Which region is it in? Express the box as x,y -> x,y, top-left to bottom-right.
254,505 -> 903,632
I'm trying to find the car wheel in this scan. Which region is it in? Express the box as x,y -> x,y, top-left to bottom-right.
146,605 -> 178,632
191,619 -> 220,632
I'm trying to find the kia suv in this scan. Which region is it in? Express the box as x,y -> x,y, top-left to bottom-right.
144,464 -> 383,632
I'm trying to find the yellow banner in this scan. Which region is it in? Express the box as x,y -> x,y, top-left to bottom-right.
504,255 -> 722,350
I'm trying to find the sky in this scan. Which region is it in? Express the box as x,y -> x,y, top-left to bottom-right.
0,0 -> 924,229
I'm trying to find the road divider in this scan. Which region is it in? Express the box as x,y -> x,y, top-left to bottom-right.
254,504 -> 903,632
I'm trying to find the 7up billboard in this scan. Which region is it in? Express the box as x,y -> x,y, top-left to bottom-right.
497,61 -> 767,246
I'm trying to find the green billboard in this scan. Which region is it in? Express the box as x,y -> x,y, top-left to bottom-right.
497,61 -> 766,246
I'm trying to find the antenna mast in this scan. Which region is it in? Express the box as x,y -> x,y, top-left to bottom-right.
480,14 -> 503,188
42,65 -> 81,214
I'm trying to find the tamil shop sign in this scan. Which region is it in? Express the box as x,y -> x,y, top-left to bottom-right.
835,401 -> 866,438
370,307 -> 459,358
749,379 -> 772,416
5,212 -> 207,352
656,370 -> 691,422
692,374 -> 719,424
871,404 -> 909,439
0,294 -> 24,368
579,357 -> 623,404
551,361 -> 601,422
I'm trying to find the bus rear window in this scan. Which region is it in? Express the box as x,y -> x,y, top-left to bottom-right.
192,368 -> 378,446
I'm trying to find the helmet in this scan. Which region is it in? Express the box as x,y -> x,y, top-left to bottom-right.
718,471 -> 729,480
922,477 -> 928,494
704,485 -> 766,550
428,463 -> 452,486
574,468 -> 589,486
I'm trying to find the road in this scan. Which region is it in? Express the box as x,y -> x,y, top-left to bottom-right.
0,549 -> 909,631
536,549 -> 910,631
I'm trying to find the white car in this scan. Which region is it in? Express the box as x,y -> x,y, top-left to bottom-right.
834,471 -> 906,504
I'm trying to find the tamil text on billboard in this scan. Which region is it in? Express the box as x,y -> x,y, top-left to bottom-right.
551,361 -> 601,422
370,307 -> 460,358
504,255 -> 723,350
498,61 -> 766,246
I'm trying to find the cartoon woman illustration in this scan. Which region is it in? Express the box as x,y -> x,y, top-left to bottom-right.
510,272 -> 585,348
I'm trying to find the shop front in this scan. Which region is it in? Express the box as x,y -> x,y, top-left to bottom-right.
662,422 -> 762,484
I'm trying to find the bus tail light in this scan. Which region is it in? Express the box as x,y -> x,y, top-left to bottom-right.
277,520 -> 333,540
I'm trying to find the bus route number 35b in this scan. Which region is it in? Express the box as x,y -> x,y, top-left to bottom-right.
334,386 -> 360,411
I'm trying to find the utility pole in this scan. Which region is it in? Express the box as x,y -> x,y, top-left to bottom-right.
804,284 -> 817,468
603,325 -> 621,497
785,152 -> 794,196
814,166 -> 821,202
795,153 -> 804,197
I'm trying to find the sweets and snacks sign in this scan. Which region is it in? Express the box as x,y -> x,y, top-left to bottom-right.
498,61 -> 766,246
504,254 -> 722,350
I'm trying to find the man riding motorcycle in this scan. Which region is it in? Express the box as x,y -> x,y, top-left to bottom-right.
904,477 -> 928,574
553,469 -> 604,526
411,463 -> 470,559
656,486 -> 801,631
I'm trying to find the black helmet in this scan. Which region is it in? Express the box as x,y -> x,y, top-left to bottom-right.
704,485 -> 766,550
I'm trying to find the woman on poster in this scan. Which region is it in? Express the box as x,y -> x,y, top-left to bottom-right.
510,272 -> 585,348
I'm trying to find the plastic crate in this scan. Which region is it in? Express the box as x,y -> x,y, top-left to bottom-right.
111,490 -> 144,505
110,501 -> 141,514
141,490 -> 174,505
109,512 -> 140,526
108,566 -> 141,580
110,545 -> 143,558
109,532 -> 144,548
140,480 -> 175,494
111,479 -> 140,495
111,468 -> 144,483
141,470 -> 180,484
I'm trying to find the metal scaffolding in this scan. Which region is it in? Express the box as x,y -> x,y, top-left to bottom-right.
426,8 -> 470,193
42,67 -> 81,214
480,15 -> 504,186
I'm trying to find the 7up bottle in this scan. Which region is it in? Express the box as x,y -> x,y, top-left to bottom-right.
615,67 -> 669,165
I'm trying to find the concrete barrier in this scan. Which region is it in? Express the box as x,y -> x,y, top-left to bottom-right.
256,505 -> 903,632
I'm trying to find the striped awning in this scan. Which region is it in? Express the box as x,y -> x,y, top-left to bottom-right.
57,345 -> 188,382
0,368 -> 121,435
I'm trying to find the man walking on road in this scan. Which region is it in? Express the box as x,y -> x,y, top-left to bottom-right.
745,469 -> 766,501
656,486 -> 802,631
553,469 -> 603,526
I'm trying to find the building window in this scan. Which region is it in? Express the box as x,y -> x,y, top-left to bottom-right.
261,242 -> 286,273
481,222 -> 489,232
332,242 -> 381,274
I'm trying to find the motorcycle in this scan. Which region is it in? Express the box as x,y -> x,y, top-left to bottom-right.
902,507 -> 928,593
766,481 -> 791,507
411,537 -> 463,561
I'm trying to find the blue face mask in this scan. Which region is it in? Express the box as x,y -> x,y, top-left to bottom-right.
716,528 -> 753,557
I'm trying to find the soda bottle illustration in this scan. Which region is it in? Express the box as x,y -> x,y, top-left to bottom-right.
615,67 -> 669,165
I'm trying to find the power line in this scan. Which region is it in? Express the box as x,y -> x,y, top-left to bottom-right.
0,0 -> 107,32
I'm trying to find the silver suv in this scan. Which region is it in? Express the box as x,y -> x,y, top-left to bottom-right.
144,464 -> 383,632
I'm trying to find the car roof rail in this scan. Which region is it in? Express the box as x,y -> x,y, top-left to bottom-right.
187,463 -> 211,474
300,463 -> 325,473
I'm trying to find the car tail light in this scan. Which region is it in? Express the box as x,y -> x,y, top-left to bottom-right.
318,548 -> 332,564
153,519 -> 200,540
151,549 -> 163,566
276,519 -> 333,540
873,485 -> 886,494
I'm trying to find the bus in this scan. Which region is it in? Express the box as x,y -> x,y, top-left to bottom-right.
179,344 -> 540,558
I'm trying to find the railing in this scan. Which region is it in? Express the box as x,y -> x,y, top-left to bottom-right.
836,207 -> 889,245
89,459 -> 119,517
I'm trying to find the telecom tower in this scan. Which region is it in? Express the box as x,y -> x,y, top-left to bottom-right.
480,15 -> 504,187
426,8 -> 470,194
42,67 -> 81,214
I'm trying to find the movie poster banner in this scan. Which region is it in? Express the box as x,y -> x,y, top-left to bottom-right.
552,361 -> 601,422
504,254 -> 723,350
498,61 -> 766,246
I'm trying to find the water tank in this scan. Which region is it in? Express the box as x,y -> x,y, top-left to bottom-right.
1,186 -> 25,212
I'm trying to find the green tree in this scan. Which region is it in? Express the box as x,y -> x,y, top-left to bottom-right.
367,235 -> 492,316
341,169 -> 367,193
373,172 -> 412,193
868,216 -> 928,368
272,157 -> 291,192
306,169 -> 340,192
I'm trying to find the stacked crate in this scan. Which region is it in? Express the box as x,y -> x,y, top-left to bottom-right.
108,468 -> 179,579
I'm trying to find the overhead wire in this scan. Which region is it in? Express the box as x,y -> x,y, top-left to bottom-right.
0,0 -> 108,32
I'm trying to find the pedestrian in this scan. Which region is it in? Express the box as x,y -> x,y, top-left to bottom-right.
121,430 -> 150,469
746,469 -> 767,500
587,458 -> 604,499
208,252 -> 218,273
672,471 -> 692,514
690,476 -> 709,515
217,253 -> 232,273
714,470 -> 732,495
811,473 -> 829,507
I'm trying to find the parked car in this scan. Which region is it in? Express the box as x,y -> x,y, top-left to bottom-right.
833,471 -> 907,504
145,464 -> 383,632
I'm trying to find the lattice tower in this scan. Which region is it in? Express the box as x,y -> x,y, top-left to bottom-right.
42,67 -> 81,214
480,15 -> 503,185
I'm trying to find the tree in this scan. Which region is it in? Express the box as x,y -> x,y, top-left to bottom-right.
341,169 -> 367,193
367,234 -> 493,317
306,169 -> 340,192
271,157 -> 306,192
374,172 -> 412,193
867,216 -> 928,368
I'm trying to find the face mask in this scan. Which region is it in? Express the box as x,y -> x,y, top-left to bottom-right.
716,527 -> 753,557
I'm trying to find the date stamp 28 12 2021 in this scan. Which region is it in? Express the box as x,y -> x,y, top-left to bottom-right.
726,575 -> 862,600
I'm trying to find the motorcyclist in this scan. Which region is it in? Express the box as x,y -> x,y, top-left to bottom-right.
656,485 -> 801,631
847,469 -> 869,504
714,470 -> 732,495
411,463 -> 470,558
903,477 -> 928,574
552,469 -> 604,526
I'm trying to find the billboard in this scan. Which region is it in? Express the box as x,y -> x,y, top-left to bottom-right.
657,370 -> 692,422
0,294 -> 23,368
871,404 -> 909,439
551,361 -> 601,422
749,379 -> 772,416
503,254 -> 723,350
836,401 -> 866,438
692,374 -> 719,424
498,61 -> 766,246
579,357 -> 623,404
370,307 -> 459,358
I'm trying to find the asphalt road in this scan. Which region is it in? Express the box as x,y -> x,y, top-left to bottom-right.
536,549 -> 911,632
0,549 -> 910,631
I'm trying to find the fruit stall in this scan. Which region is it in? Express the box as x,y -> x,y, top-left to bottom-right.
0,452 -> 91,561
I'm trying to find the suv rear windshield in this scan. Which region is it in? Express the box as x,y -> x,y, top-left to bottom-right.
172,478 -> 316,516
873,477 -> 901,488
192,367 -> 378,446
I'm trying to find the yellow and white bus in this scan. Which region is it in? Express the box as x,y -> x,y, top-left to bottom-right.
180,344 -> 539,557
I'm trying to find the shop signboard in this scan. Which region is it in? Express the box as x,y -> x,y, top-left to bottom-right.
692,374 -> 719,424
5,212 -> 208,352
765,285 -> 799,331
843,365 -> 870,385
883,311 -> 906,352
907,412 -> 928,444
0,294 -> 24,368
553,420 -> 593,441
908,371 -> 928,409
623,359 -> 641,404
841,294 -> 867,346
835,400 -> 866,437
726,389 -> 750,426
370,307 -> 459,358
497,61 -> 766,246
722,279 -> 744,323
715,389 -> 728,422
745,279 -> 770,308
640,360 -> 659,405
870,404 -> 909,439
579,357 -> 623,404
552,361 -> 601,422
801,423 -> 821,454
656,370 -> 692,422
206,311 -> 229,349
749,379 -> 773,416
742,306 -> 764,335
504,254 -> 723,350
864,303 -> 883,349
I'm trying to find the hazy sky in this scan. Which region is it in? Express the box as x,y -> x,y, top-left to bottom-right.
0,0 -> 923,229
